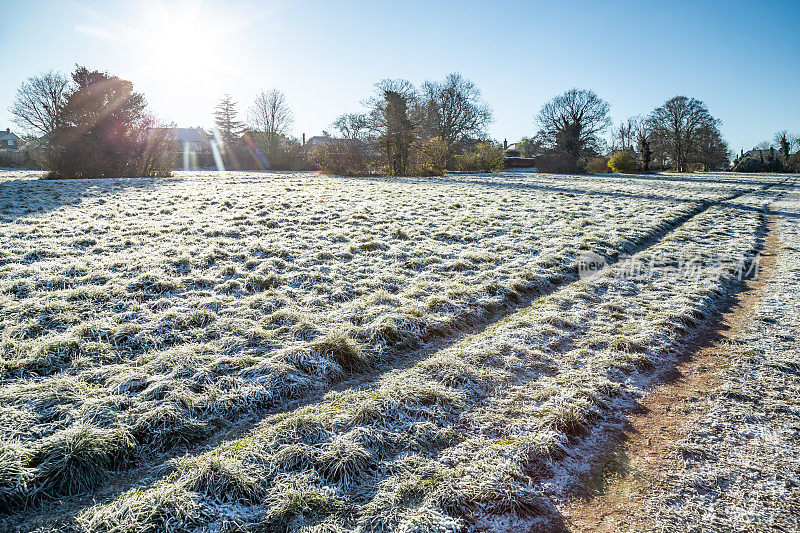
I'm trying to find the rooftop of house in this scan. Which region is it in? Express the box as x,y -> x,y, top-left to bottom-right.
305,135 -> 365,147
153,127 -> 208,143
306,135 -> 333,146
742,148 -> 780,159
0,129 -> 22,142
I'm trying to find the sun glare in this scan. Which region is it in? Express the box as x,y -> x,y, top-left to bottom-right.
136,2 -> 226,86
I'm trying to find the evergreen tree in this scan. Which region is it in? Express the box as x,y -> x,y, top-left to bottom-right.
46,65 -> 171,178
214,95 -> 245,146
779,133 -> 791,161
379,90 -> 414,176
637,134 -> 652,171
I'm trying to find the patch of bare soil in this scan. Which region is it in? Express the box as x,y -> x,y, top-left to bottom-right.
558,209 -> 780,532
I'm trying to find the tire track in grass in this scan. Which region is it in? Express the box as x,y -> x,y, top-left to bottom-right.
35,182 -> 789,532
2,174 -> 725,512
649,189 -> 800,532
558,204 -> 783,532
9,181 -> 783,531
316,177 -> 789,396
394,187 -> 790,532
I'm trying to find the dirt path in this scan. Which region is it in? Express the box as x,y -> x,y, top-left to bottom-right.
558,208 -> 781,532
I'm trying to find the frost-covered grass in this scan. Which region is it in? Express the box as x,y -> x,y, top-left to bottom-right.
650,186 -> 800,532
62,178 -> 790,532
1,170 -> 771,510
0,170 -> 790,530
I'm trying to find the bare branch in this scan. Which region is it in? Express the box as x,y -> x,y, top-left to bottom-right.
9,70 -> 70,137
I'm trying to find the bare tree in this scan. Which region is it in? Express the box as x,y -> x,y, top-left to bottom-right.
612,118 -> 636,152
535,88 -> 611,166
418,73 -> 493,149
248,88 -> 293,155
332,112 -> 369,141
754,140 -> 772,150
9,70 -> 71,137
646,96 -> 722,172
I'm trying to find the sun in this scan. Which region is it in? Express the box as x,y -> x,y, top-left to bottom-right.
136,1 -> 227,86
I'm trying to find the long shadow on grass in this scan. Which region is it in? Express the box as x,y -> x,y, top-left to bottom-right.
0,176 -> 174,222
336,172 -> 792,209
567,171 -> 793,188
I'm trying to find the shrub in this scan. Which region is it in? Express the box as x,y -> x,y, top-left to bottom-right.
454,142 -> 504,173
734,153 -> 786,173
312,140 -> 370,176
608,151 -> 638,173
503,148 -> 521,158
534,154 -> 580,174
733,157 -> 763,173
414,137 -> 448,176
788,153 -> 800,173
44,66 -> 172,179
764,155 -> 785,172
585,156 -> 610,174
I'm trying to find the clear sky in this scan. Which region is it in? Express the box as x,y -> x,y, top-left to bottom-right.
1,0 -> 799,153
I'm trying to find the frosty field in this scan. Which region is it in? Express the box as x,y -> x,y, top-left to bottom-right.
0,170 -> 797,532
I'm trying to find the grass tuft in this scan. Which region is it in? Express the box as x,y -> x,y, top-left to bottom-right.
31,425 -> 135,498
260,473 -> 350,530
76,483 -> 203,533
132,404 -> 211,451
0,440 -> 34,508
180,454 -> 265,504
317,437 -> 375,485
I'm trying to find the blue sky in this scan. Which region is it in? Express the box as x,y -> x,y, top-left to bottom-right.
1,0 -> 798,153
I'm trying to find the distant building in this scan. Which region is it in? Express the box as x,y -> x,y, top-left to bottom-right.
743,149 -> 773,159
299,135 -> 366,157
305,135 -> 334,148
734,148 -> 784,165
305,135 -> 366,148
154,127 -> 211,151
0,129 -> 23,150
148,127 -> 215,170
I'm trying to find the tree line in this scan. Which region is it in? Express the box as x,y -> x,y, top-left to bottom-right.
515,92 -> 733,174
9,65 -> 798,178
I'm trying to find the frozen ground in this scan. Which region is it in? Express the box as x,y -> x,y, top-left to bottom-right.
649,185 -> 800,531
0,170 -> 795,531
